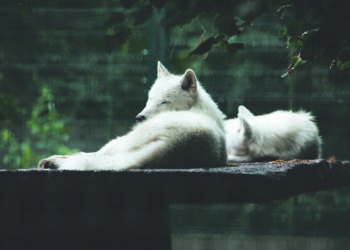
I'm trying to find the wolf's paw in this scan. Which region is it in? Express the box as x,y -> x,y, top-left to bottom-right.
38,155 -> 68,169
38,159 -> 58,169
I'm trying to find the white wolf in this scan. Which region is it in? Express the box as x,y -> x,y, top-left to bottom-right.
225,105 -> 322,162
38,62 -> 227,170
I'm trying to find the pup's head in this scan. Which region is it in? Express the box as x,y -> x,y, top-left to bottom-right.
136,61 -> 198,122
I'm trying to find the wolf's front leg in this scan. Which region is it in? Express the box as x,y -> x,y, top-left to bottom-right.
38,152 -> 96,170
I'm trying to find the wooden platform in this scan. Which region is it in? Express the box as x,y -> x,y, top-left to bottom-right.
0,159 -> 349,250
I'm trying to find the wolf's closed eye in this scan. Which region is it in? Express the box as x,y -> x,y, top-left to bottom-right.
161,101 -> 171,105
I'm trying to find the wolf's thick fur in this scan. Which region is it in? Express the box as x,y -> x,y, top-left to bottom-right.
38,62 -> 227,170
225,105 -> 322,162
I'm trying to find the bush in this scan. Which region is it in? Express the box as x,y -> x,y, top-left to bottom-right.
0,87 -> 75,169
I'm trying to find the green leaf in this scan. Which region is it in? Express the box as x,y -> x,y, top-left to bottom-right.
278,27 -> 287,38
337,60 -> 350,70
288,37 -> 303,48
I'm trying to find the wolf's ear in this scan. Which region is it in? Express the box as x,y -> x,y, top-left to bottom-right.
181,69 -> 197,95
239,116 -> 252,140
238,105 -> 254,119
158,61 -> 170,78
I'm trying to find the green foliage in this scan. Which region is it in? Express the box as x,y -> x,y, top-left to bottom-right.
6,0 -> 350,69
0,87 -> 74,169
26,87 -> 69,144
102,0 -> 350,70
277,1 -> 350,70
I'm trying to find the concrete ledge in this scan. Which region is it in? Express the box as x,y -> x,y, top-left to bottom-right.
0,159 -> 349,250
2,159 -> 350,203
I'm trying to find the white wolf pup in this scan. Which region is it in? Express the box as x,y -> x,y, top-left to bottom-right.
225,105 -> 322,162
39,62 -> 227,170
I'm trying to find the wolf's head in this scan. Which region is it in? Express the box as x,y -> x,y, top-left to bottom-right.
136,62 -> 200,122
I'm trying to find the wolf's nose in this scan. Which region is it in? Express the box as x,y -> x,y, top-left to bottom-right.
135,114 -> 146,122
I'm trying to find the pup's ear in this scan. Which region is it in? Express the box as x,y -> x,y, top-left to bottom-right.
181,69 -> 197,95
238,114 -> 252,140
238,105 -> 254,119
158,61 -> 170,78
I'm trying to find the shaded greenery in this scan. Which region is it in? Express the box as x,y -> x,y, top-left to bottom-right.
151,0 -> 350,70
0,87 -> 74,169
171,186 -> 350,237
3,0 -> 350,69
97,0 -> 350,70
